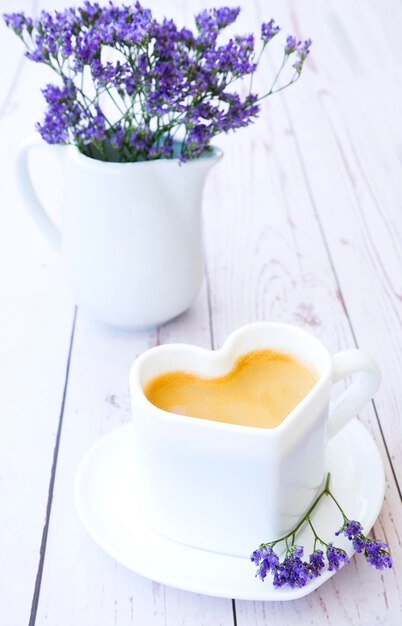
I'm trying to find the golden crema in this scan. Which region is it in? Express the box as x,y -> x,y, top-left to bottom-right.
144,349 -> 317,428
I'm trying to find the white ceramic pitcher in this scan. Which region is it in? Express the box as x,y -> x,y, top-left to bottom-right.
16,138 -> 222,329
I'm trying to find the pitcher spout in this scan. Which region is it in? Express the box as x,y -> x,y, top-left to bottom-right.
189,145 -> 223,180
157,145 -> 223,218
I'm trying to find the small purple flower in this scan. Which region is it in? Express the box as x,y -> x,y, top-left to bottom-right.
91,59 -> 130,89
336,519 -> 363,540
251,544 -> 280,581
129,126 -> 154,152
36,81 -> 81,144
293,39 -> 312,74
77,105 -> 106,145
215,7 -> 241,29
261,19 -> 280,43
335,519 -> 365,552
326,543 -> 350,572
284,35 -> 299,54
111,124 -> 124,149
160,134 -> 174,159
308,550 -> 326,578
352,534 -> 366,553
182,123 -> 214,159
195,7 -> 240,34
273,546 -> 310,589
79,1 -> 102,22
363,539 -> 392,570
3,12 -> 32,35
299,38 -> 312,56
335,520 -> 392,567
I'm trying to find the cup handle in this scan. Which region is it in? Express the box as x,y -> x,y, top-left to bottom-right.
16,136 -> 62,251
328,349 -> 381,439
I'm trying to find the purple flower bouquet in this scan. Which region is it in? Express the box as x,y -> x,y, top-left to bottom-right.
4,2 -> 311,162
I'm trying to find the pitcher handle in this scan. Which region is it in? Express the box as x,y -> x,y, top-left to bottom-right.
328,349 -> 381,439
16,136 -> 62,251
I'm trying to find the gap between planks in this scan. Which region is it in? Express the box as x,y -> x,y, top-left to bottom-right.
28,307 -> 78,626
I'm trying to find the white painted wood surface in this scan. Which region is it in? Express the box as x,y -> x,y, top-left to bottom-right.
0,1 -> 401,625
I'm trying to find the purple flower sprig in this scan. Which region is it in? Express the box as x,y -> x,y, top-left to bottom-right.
3,3 -> 311,163
251,473 -> 392,589
335,519 -> 393,570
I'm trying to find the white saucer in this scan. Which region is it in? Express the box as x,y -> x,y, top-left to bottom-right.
75,419 -> 384,601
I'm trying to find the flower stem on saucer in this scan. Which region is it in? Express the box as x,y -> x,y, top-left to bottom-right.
251,472 -> 392,588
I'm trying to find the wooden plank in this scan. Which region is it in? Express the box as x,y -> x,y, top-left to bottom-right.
0,10 -> 76,626
33,294 -> 233,625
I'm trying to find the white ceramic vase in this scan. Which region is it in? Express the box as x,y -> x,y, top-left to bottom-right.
16,138 -> 222,329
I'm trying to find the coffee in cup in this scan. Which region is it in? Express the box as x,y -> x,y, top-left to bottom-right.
144,349 -> 317,429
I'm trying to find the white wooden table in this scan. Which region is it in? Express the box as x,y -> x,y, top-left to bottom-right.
1,0 -> 401,624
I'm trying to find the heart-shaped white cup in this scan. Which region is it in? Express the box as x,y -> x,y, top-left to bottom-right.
130,322 -> 380,557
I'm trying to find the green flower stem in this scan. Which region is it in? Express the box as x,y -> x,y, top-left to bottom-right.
326,490 -> 349,522
264,52 -> 288,97
268,473 -> 332,549
308,517 -> 328,549
262,471 -> 359,558
103,86 -> 126,117
249,41 -> 267,94
269,71 -> 300,96
322,471 -> 349,521
256,52 -> 303,103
